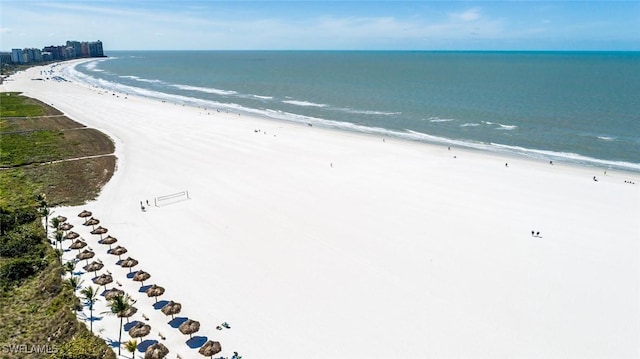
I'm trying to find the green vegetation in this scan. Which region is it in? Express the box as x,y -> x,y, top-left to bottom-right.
105,294 -> 135,357
0,92 -> 116,358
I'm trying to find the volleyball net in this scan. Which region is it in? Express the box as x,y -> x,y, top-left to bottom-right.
154,190 -> 190,207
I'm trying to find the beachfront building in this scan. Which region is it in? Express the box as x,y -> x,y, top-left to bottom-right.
87,40 -> 104,57
11,48 -> 25,63
0,52 -> 12,66
43,45 -> 67,61
6,40 -> 105,65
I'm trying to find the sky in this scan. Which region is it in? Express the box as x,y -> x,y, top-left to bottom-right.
1,1 -> 639,51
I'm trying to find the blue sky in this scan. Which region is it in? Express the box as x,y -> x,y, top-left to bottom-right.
1,1 -> 639,51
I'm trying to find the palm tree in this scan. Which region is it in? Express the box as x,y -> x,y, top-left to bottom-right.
63,260 -> 76,277
66,276 -> 83,293
50,216 -> 61,232
54,230 -> 64,253
80,286 -> 99,333
105,293 -> 135,356
37,193 -> 51,238
54,248 -> 63,265
124,340 -> 137,359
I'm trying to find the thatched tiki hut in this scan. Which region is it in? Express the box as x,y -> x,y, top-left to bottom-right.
78,210 -> 92,223
64,231 -> 80,240
69,239 -> 87,252
93,273 -> 113,290
128,321 -> 151,343
146,284 -> 165,303
99,235 -> 118,249
104,288 -> 124,300
90,226 -> 108,239
178,319 -> 200,339
108,245 -> 128,260
83,260 -> 104,276
120,257 -> 139,272
161,301 -> 182,320
198,340 -> 222,358
84,217 -> 100,228
145,343 -> 169,359
76,249 -> 95,265
133,270 -> 151,286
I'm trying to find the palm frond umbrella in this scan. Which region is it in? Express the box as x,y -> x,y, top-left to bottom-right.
56,215 -> 68,223
78,210 -> 92,223
129,321 -> 151,343
120,305 -> 138,324
108,245 -> 128,260
99,235 -> 118,249
161,301 -> 182,320
69,239 -> 87,252
90,226 -> 108,239
198,340 -> 222,358
146,284 -> 165,303
133,271 -> 151,286
83,260 -> 104,276
84,217 -> 100,229
93,273 -> 113,290
59,223 -> 73,231
120,257 -> 139,273
104,288 -> 125,300
178,319 -> 200,339
145,343 -> 169,359
64,231 -> 80,240
76,249 -> 95,265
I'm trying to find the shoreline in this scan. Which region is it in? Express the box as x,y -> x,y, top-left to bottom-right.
62,57 -> 640,174
3,62 -> 639,358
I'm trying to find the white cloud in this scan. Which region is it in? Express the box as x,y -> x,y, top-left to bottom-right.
449,8 -> 482,22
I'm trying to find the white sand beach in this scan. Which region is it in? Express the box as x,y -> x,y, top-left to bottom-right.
3,61 -> 639,358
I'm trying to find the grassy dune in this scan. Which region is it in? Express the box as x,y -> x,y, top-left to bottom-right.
0,92 -> 116,359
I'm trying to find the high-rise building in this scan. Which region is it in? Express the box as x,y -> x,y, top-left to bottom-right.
87,40 -> 104,57
66,41 -> 83,57
11,49 -> 24,63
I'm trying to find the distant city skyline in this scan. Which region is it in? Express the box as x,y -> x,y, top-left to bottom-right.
1,1 -> 639,52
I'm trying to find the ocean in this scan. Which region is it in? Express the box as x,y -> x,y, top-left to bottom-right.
65,51 -> 640,172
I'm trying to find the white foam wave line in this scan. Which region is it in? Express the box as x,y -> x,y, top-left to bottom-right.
171,84 -> 238,96
404,130 -> 640,171
282,100 -> 328,108
460,123 -> 480,127
489,143 -> 640,171
428,118 -> 455,123
346,109 -> 401,116
67,62 -> 640,173
252,95 -> 273,100
597,136 -> 615,141
135,78 -> 164,84
119,75 -> 140,80
497,124 -> 517,130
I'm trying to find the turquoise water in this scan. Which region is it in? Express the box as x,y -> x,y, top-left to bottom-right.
71,51 -> 640,171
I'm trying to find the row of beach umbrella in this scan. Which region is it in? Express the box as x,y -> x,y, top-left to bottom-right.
60,210 -> 223,358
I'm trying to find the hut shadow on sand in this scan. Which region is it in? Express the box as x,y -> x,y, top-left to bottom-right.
186,335 -> 207,349
124,320 -> 140,332
137,339 -> 159,352
153,300 -> 169,310
168,317 -> 188,328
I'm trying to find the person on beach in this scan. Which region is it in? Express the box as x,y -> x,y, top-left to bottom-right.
593,176 -> 598,181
